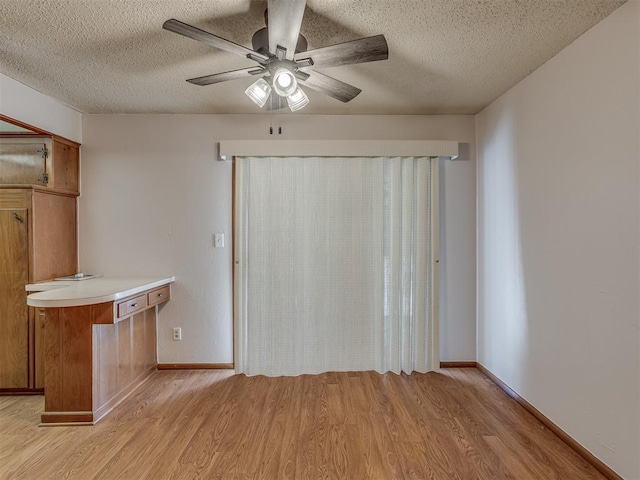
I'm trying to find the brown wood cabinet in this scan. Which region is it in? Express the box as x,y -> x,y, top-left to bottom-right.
0,136 -> 80,194
41,285 -> 170,424
0,115 -> 80,393
0,186 -> 78,393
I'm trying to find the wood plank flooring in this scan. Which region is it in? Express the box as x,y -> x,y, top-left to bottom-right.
0,368 -> 606,479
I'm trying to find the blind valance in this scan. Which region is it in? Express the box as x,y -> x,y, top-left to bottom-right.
219,140 -> 458,160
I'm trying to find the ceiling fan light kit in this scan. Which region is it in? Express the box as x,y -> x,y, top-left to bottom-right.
272,68 -> 297,97
286,87 -> 310,111
245,78 -> 273,108
163,0 -> 389,113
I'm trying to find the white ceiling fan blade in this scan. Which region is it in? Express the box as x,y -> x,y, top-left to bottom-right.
163,19 -> 269,62
295,35 -> 388,68
186,67 -> 263,86
268,0 -> 307,60
300,72 -> 361,103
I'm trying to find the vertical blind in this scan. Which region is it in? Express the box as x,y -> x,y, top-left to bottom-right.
235,156 -> 438,376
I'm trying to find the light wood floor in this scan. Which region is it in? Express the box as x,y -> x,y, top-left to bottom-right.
1,368 -> 605,479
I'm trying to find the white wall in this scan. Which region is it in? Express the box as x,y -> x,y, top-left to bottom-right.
0,73 -> 82,143
80,114 -> 476,365
476,1 -> 639,478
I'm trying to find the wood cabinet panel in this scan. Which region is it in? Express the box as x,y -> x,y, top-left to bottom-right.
0,209 -> 29,389
93,309 -> 157,411
34,307 -> 46,389
44,302 -> 113,417
32,191 -> 77,282
144,308 -> 157,369
117,318 -> 132,391
93,323 -> 118,408
132,312 -> 146,378
0,189 -> 30,209
60,307 -> 93,412
43,308 -> 62,408
50,138 -> 79,193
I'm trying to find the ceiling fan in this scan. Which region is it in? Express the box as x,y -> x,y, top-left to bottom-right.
163,0 -> 389,112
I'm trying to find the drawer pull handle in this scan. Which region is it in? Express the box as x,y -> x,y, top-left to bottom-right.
131,303 -> 138,307
158,293 -> 164,297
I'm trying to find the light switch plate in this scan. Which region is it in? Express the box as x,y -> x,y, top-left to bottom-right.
214,233 -> 225,248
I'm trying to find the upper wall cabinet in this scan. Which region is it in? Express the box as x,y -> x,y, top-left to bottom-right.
0,115 -> 80,194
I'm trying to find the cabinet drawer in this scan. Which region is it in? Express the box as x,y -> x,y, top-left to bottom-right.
117,294 -> 147,318
147,285 -> 170,307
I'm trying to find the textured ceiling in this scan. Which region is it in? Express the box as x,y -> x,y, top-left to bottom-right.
0,0 -> 627,115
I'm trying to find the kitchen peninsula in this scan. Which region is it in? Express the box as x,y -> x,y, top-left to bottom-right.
26,276 -> 174,425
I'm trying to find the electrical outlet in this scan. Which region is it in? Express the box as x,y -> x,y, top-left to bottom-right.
172,327 -> 182,341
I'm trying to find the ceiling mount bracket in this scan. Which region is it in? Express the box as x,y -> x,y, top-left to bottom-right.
293,70 -> 310,81
295,58 -> 314,68
246,53 -> 269,65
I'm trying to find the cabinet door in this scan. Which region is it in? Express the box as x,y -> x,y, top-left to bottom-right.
0,142 -> 47,185
0,209 -> 29,388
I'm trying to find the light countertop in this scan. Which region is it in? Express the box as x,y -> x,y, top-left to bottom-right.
26,276 -> 175,308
